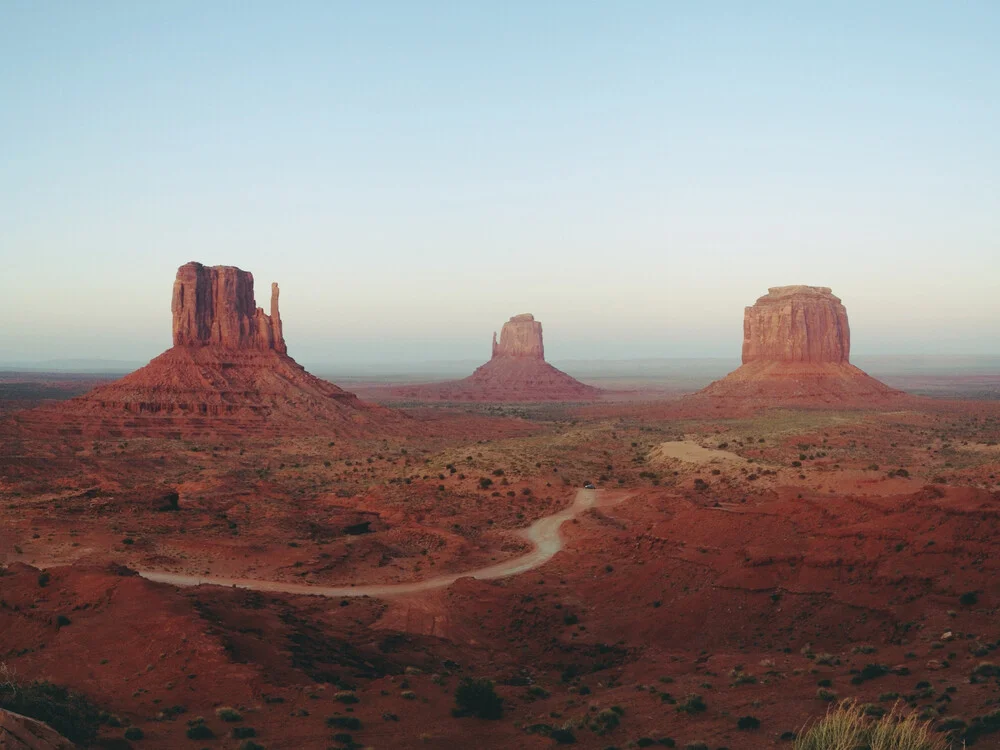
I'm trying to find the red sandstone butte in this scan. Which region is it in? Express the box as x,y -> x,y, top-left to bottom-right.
12,262 -> 403,437
694,285 -> 902,406
171,262 -> 286,353
394,314 -> 601,402
742,285 -> 849,364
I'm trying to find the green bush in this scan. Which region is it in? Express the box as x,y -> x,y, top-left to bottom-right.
124,726 -> 144,740
453,678 -> 503,719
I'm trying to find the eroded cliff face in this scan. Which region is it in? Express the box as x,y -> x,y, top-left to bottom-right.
171,262 -> 286,354
742,286 -> 850,365
492,314 -> 545,360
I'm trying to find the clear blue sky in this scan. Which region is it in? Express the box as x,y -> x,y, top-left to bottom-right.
2,1 -> 998,367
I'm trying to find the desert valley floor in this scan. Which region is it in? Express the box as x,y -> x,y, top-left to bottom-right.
2,374 -> 1000,750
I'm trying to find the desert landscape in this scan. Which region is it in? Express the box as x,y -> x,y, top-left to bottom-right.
3,4 -> 998,750
1,264 -> 998,750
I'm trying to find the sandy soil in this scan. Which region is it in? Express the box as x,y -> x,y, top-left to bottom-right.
649,439 -> 747,464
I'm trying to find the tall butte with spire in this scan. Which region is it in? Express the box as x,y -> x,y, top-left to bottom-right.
693,285 -> 902,405
171,263 -> 287,353
13,262 -> 402,437
395,313 -> 601,402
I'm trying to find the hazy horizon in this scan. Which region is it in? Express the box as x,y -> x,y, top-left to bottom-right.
3,2 -> 999,364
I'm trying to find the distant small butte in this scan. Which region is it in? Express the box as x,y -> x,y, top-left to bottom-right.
391,313 -> 603,402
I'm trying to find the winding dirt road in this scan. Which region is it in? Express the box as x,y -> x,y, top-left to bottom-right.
138,488 -> 609,598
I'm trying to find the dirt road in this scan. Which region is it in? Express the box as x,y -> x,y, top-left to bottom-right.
138,488 -> 609,598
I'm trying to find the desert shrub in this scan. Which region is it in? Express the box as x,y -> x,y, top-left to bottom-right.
971,662 -> 997,678
124,726 -> 144,740
731,671 -> 757,686
964,709 -> 1000,743
676,694 -> 706,714
737,715 -> 761,730
334,690 -> 359,704
157,491 -> 180,511
232,726 -> 256,738
453,677 -> 503,719
960,591 -> 979,606
550,727 -> 576,743
215,706 -> 242,722
935,717 -> 966,732
590,707 -> 621,734
0,678 -> 103,744
37,571 -> 50,587
327,715 -> 361,730
794,700 -> 946,750
185,722 -> 214,740
851,663 -> 890,684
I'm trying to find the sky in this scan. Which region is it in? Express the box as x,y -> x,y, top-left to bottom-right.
2,1 -> 998,368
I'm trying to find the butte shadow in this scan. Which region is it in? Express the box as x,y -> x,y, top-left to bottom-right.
391,313 -> 602,402
10,262 -> 407,438
689,285 -> 904,407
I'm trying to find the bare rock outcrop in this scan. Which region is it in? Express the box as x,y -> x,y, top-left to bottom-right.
171,262 -> 285,353
12,263 -> 405,437
492,314 -> 545,359
393,314 -> 600,402
742,286 -> 849,364
0,710 -> 74,750
692,285 -> 902,407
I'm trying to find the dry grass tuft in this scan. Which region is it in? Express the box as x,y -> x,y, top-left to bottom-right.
795,700 -> 948,750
